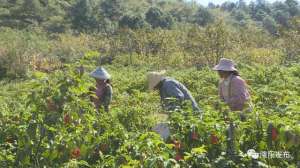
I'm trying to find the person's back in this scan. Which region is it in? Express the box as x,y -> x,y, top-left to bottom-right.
159,77 -> 200,111
219,75 -> 250,111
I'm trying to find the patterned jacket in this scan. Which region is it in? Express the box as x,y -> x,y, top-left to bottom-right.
158,77 -> 201,112
219,75 -> 250,111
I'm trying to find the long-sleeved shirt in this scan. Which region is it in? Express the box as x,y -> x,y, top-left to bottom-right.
158,77 -> 201,111
94,83 -> 112,112
219,74 -> 250,111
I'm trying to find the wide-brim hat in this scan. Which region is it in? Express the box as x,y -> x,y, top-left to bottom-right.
90,67 -> 111,80
147,70 -> 166,90
213,58 -> 238,72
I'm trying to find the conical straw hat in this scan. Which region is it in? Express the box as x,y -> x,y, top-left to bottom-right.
147,70 -> 166,90
90,67 -> 111,80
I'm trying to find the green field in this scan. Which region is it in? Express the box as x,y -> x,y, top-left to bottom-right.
0,55 -> 299,167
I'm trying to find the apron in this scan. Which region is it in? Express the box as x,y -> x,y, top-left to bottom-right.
226,75 -> 253,121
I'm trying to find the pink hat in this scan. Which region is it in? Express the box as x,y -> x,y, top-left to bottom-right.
213,58 -> 238,71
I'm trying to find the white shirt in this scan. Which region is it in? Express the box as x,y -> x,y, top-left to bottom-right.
222,74 -> 233,102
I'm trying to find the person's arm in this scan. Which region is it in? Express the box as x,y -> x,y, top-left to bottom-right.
177,82 -> 202,112
219,82 -> 225,102
159,87 -> 167,109
159,81 -> 185,110
89,87 -> 101,110
163,81 -> 185,100
102,85 -> 112,112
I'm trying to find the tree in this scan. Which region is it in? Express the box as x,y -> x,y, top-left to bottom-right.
249,1 -> 256,18
22,0 -> 42,16
170,3 -> 198,23
231,9 -> 250,26
273,1 -> 289,11
280,17 -> 300,63
250,0 -> 271,21
237,0 -> 247,11
71,0 -> 97,32
99,0 -> 123,21
273,10 -> 290,27
254,9 -> 268,21
208,2 -> 216,9
145,7 -> 163,28
221,2 -> 236,11
43,16 -> 68,33
145,7 -> 174,29
187,21 -> 232,66
119,15 -> 147,29
159,14 -> 174,29
263,15 -> 278,35
194,7 -> 214,26
285,0 -> 299,17
256,0 -> 271,13
17,0 -> 43,25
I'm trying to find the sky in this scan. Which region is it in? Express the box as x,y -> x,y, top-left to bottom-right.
194,0 -> 284,6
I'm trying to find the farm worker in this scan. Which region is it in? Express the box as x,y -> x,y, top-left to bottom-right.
147,71 -> 202,114
213,58 -> 252,115
89,67 -> 113,112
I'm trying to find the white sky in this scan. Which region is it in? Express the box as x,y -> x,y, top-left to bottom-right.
193,0 -> 285,6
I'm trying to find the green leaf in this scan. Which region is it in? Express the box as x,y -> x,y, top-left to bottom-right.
191,146 -> 207,154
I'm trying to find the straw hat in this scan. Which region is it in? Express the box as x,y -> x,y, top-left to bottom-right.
147,70 -> 166,90
90,67 -> 111,80
213,58 -> 238,71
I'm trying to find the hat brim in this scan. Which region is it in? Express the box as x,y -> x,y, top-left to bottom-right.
90,73 -> 111,80
148,77 -> 163,90
147,73 -> 165,90
213,65 -> 237,71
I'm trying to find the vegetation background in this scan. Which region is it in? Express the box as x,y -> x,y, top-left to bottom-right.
0,0 -> 299,167
0,0 -> 299,78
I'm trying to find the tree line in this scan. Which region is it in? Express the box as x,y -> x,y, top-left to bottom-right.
0,0 -> 299,79
0,0 -> 299,34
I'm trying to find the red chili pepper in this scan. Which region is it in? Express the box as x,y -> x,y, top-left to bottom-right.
47,98 -> 57,111
210,134 -> 219,145
6,136 -> 14,143
100,144 -> 109,152
175,153 -> 183,161
173,140 -> 181,150
191,132 -> 199,140
271,127 -> 278,141
71,147 -> 81,159
64,114 -> 71,125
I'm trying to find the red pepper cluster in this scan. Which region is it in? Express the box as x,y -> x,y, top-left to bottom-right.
271,127 -> 278,141
64,114 -> 71,125
191,131 -> 199,140
210,133 -> 219,145
173,140 -> 183,161
46,97 -> 58,112
71,147 -> 81,159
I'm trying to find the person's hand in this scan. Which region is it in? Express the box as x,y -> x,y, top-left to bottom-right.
193,109 -> 204,120
199,113 -> 203,121
89,86 -> 96,92
89,86 -> 96,102
90,95 -> 98,102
